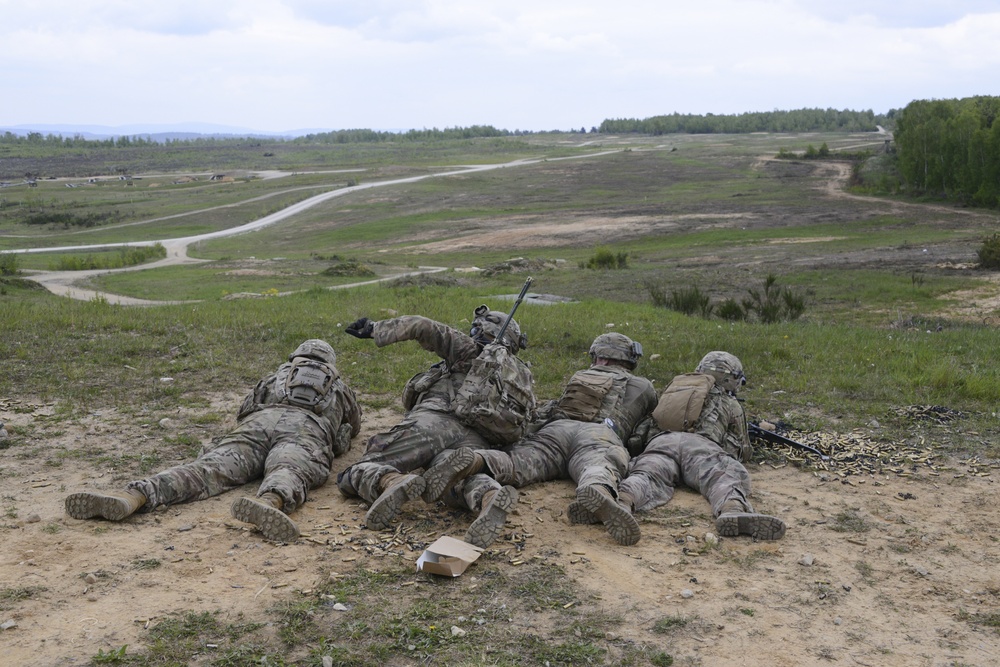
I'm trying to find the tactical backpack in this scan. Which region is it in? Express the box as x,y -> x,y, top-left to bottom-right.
453,343 -> 536,445
554,367 -> 629,423
401,362 -> 449,411
652,372 -> 716,432
275,358 -> 339,414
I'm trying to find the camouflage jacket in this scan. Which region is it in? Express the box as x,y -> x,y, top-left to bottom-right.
537,365 -> 657,441
373,315 -> 482,414
638,386 -> 752,461
238,362 -> 362,444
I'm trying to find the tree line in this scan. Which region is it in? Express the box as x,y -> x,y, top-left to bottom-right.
598,108 -> 894,134
893,96 -> 1000,208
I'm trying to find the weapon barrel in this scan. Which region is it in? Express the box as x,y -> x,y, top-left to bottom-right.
749,424 -> 829,460
495,277 -> 533,344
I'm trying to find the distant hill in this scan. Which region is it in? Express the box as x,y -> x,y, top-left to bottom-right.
0,122 -> 336,141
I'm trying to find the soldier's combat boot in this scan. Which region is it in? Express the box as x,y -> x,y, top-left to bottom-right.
465,486 -> 518,549
231,492 -> 300,543
422,447 -> 485,503
65,488 -> 147,521
565,501 -> 599,525
576,485 -> 640,546
365,472 -> 426,531
715,500 -> 786,540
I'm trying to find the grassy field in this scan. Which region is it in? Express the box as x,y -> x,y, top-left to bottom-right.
4,130 -> 999,438
2,130 -> 999,665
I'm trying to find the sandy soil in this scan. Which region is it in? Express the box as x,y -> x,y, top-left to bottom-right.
1,394 -> 998,666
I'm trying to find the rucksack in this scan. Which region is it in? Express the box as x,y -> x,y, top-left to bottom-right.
453,343 -> 536,445
554,367 -> 629,423
652,372 -> 715,432
274,358 -> 338,414
401,362 -> 449,411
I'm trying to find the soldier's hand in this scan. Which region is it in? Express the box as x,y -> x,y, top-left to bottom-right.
345,317 -> 374,339
627,417 -> 654,457
332,422 -> 354,457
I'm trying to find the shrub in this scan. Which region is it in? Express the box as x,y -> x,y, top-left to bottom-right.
322,259 -> 376,277
51,243 -> 166,271
977,233 -> 1000,269
669,286 -> 713,317
0,252 -> 19,276
716,298 -> 747,321
742,274 -> 805,323
581,247 -> 628,270
648,275 -> 805,322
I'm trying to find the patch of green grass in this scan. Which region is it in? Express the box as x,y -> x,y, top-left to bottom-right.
89,610 -> 270,666
720,548 -> 781,569
91,644 -> 128,664
831,509 -> 871,533
653,614 -> 692,633
855,561 -> 876,583
0,585 -> 48,610
131,559 -> 162,570
958,609 -> 1000,628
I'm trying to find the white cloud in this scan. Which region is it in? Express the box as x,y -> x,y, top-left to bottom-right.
1,0 -> 998,131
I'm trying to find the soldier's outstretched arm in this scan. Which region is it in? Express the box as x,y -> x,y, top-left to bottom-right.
369,316 -> 479,369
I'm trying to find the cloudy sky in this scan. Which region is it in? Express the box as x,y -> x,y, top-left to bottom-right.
2,0 -> 998,133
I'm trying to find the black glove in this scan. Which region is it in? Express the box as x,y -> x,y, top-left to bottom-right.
345,317 -> 374,339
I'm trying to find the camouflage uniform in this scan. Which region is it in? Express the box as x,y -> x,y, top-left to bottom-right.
336,315 -> 492,504
621,387 -> 753,515
127,355 -> 361,512
452,368 -> 656,506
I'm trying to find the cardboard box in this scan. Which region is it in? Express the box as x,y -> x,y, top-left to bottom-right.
416,536 -> 484,577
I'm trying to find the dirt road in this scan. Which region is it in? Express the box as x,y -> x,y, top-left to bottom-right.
11,152 -> 622,305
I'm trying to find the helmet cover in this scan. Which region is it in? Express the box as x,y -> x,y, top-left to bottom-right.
289,339 -> 337,366
470,304 -> 526,353
588,332 -> 642,369
696,351 -> 746,394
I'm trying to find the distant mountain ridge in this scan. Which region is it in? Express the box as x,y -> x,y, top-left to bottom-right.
0,122 -> 338,140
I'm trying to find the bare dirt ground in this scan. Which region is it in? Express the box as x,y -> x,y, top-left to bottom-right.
2,393 -> 999,666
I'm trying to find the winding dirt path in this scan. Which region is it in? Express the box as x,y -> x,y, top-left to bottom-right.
8,152 -> 620,305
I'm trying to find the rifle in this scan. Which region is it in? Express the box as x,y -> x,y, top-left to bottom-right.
749,423 -> 830,461
494,277 -> 533,347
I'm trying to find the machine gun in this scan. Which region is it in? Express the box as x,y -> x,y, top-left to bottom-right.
749,423 -> 830,461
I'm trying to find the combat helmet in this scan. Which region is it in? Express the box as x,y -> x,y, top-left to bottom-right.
470,305 -> 527,354
289,339 -> 337,366
589,332 -> 643,370
696,351 -> 746,394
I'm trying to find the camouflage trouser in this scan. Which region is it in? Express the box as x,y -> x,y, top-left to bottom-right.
621,431 -> 753,517
447,419 -> 630,511
336,407 -> 487,504
127,407 -> 334,512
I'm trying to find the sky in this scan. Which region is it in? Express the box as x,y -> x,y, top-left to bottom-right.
2,0 -> 999,134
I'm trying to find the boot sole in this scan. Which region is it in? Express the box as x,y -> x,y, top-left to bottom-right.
365,475 -> 426,531
577,486 -> 641,546
566,500 -> 600,525
65,493 -> 133,521
716,512 -> 786,540
422,448 -> 476,503
465,486 -> 518,549
231,497 -> 300,542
